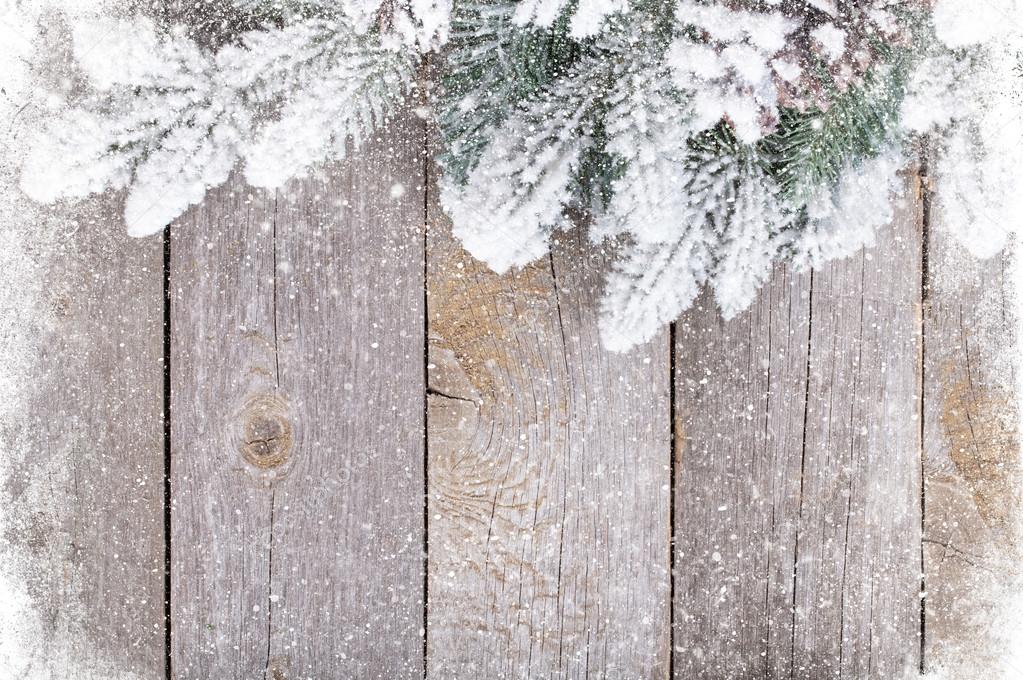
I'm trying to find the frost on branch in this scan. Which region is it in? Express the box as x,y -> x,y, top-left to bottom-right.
20,17 -> 243,236
902,8 -> 1022,259
512,0 -> 626,38
596,66 -> 788,343
440,69 -> 598,273
667,1 -> 796,144
238,19 -> 413,188
596,65 -> 700,245
599,147 -> 792,351
21,12 -> 416,235
793,148 -> 905,268
440,0 -> 930,350
712,163 -> 789,317
666,0 -> 919,143
20,0 -> 1016,352
337,0 -> 452,48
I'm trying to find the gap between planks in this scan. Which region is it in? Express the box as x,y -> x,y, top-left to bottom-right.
918,145 -> 932,675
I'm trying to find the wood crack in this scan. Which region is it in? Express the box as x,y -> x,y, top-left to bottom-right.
790,269 -> 814,678
426,386 -> 479,406
922,537 -> 994,571
837,252 -> 868,678
547,251 -> 571,376
918,153 -> 932,674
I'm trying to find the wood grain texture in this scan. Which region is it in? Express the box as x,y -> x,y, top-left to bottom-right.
171,181 -> 278,679
792,172 -> 923,678
673,267 -> 811,679
2,198 -> 165,678
171,111 -> 426,678
674,171 -> 924,679
267,115 -> 426,679
922,178 -> 1021,675
426,213 -> 672,677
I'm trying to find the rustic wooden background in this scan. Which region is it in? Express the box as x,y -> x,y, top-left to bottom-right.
5,67 -> 1022,680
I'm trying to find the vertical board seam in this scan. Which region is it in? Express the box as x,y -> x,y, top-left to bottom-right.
163,224 -> 172,680
421,72 -> 431,678
668,321 -> 677,680
918,146 -> 932,675
790,269 -> 814,678
161,9 -> 174,680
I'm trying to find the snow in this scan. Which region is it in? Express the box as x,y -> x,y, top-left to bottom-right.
810,23 -> 845,63
923,13 -> 1023,676
1,2 -> 71,671
795,149 -> 905,268
342,0 -> 450,48
903,1 -> 1023,260
2,5 -> 157,677
19,15 -> 242,236
240,20 -> 413,189
932,0 -> 1022,48
771,58 -> 802,84
512,0 -> 625,38
441,78 -> 593,273
20,14 -> 416,236
667,0 -> 796,144
900,52 -> 979,134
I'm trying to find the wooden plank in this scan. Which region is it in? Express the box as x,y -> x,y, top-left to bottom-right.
922,177 -> 1021,674
267,117 -> 427,678
673,267 -> 811,678
426,213 -> 672,676
674,171 -> 923,678
170,180 -> 277,679
792,173 -> 923,678
168,6 -> 276,676
1,197 -> 165,677
171,112 -> 426,678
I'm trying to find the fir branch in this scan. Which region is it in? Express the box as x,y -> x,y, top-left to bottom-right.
21,15 -> 414,235
763,52 -> 910,205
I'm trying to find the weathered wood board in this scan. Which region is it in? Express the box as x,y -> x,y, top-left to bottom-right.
792,176 -> 923,679
170,111 -> 426,678
8,21 -> 1018,672
1,198 -> 165,678
674,266 -> 811,678
170,180 -> 278,679
922,178 -> 1021,675
426,210 -> 672,674
675,172 -> 924,679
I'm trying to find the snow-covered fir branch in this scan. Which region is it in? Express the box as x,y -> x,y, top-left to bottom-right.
902,0 -> 1023,259
22,11 -> 419,235
18,0 -> 1021,351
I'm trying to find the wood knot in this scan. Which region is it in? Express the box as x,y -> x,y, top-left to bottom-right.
237,394 -> 292,469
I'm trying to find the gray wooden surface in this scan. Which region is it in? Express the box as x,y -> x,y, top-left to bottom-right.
170,180 -> 278,678
674,266 -> 811,678
792,176 -> 923,679
9,90 -> 1020,678
674,172 -> 924,679
3,198 -> 165,678
922,175 -> 1022,675
266,115 -> 426,679
170,111 -> 426,678
426,210 -> 671,676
